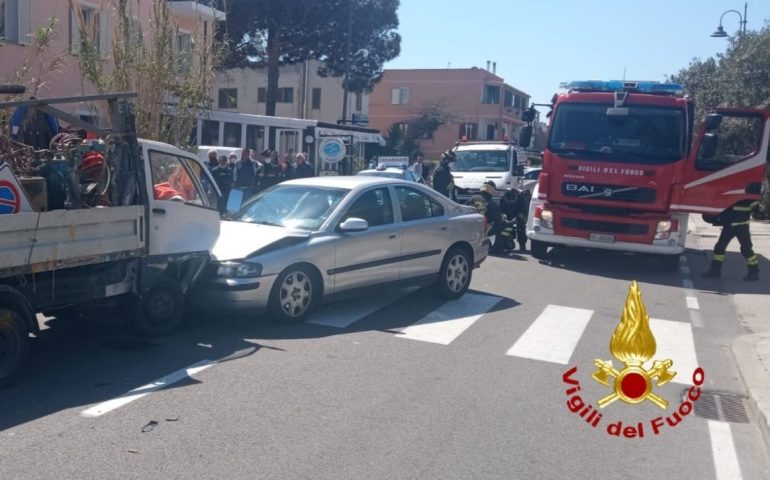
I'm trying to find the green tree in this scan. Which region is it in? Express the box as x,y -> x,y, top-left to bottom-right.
223,0 -> 400,117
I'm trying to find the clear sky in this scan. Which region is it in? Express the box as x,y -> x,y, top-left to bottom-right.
386,0 -> 770,117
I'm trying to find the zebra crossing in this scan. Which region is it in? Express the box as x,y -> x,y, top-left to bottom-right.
307,288 -> 700,377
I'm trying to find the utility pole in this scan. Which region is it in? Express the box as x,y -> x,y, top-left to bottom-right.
340,0 -> 353,124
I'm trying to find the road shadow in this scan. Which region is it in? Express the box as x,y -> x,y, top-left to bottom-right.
688,250 -> 770,297
0,286 -> 518,432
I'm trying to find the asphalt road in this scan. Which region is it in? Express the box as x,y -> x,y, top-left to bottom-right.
1,240 -> 768,479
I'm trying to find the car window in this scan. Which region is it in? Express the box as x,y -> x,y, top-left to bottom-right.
395,186 -> 444,222
525,169 -> 541,180
233,185 -> 349,231
149,150 -> 211,207
343,187 -> 394,227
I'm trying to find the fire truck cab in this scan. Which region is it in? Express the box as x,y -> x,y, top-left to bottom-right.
522,80 -> 769,268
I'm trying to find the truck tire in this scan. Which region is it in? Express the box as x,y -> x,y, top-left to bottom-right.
0,306 -> 30,389
130,277 -> 185,337
531,240 -> 549,260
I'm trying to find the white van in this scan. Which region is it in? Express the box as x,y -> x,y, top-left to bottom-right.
450,141 -> 523,203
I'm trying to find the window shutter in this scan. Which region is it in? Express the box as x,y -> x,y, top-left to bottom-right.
70,7 -> 80,53
99,11 -> 110,56
391,88 -> 399,105
17,0 -> 31,45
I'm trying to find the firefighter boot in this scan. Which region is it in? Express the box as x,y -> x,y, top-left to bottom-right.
744,264 -> 759,282
702,260 -> 722,278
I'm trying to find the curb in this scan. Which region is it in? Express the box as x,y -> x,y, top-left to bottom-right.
731,334 -> 770,449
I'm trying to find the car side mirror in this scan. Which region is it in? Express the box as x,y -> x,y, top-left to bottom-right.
339,217 -> 369,233
698,132 -> 719,160
518,126 -> 532,148
704,113 -> 723,131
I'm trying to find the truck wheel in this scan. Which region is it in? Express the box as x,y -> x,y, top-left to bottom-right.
531,240 -> 549,259
131,278 -> 185,337
434,246 -> 473,300
268,264 -> 319,324
659,254 -> 681,272
0,307 -> 30,389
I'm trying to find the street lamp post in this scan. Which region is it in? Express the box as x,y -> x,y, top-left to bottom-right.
711,2 -> 748,39
340,0 -> 353,125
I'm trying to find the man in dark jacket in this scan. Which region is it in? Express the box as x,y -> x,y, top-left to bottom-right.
232,148 -> 258,204
211,155 -> 233,213
292,153 -> 314,178
500,188 -> 529,251
702,199 -> 760,281
432,150 -> 457,200
480,181 -> 511,254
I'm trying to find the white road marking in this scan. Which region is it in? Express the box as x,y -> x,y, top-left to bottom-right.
680,265 -> 691,275
686,296 -> 700,310
396,293 -> 500,345
506,305 -> 592,364
80,360 -> 216,418
683,278 -> 695,290
708,420 -> 743,480
680,255 -> 689,265
647,319 -> 698,385
309,287 -> 419,328
689,310 -> 704,328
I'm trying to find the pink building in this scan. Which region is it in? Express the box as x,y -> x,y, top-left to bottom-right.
368,67 -> 530,159
0,0 -> 223,116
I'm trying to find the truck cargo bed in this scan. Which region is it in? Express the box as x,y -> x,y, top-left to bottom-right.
0,206 -> 145,278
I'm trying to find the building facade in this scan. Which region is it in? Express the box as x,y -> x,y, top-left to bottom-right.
214,60 -> 370,126
367,68 -> 530,159
0,0 -> 223,116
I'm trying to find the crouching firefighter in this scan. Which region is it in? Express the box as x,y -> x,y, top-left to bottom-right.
479,182 -> 512,254
500,188 -> 529,251
702,200 -> 760,281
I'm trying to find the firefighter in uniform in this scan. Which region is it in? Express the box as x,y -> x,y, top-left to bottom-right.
479,182 -> 512,254
500,188 -> 529,251
702,199 -> 760,281
432,150 -> 457,201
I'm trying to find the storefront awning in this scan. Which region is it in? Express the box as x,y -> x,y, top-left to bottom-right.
316,127 -> 386,146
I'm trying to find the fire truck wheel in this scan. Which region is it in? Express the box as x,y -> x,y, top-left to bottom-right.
0,306 -> 30,389
130,278 -> 185,337
530,240 -> 549,260
659,254 -> 681,272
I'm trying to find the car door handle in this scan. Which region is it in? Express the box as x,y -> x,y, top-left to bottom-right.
152,208 -> 166,215
440,226 -> 448,231
388,234 -> 398,239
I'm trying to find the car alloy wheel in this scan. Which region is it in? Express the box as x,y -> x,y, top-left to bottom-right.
446,253 -> 469,293
278,270 -> 313,318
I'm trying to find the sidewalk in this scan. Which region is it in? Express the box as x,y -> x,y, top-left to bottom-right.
688,214 -> 770,446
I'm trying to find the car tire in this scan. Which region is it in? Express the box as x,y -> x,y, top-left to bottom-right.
435,246 -> 472,300
130,277 -> 185,337
531,240 -> 549,259
268,264 -> 318,324
0,306 -> 30,389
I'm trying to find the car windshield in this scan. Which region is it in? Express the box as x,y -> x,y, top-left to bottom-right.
453,150 -> 510,172
357,171 -> 403,179
230,185 -> 350,231
548,103 -> 686,164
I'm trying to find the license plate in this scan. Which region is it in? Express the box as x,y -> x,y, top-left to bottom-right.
589,233 -> 615,243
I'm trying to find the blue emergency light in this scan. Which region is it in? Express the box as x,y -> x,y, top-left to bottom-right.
560,80 -> 684,95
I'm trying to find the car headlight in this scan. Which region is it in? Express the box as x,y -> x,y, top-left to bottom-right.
217,261 -> 263,278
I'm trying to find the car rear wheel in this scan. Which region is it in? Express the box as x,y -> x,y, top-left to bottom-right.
269,265 -> 318,324
435,247 -> 472,300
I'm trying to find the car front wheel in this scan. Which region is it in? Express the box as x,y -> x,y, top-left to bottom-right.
269,265 -> 318,324
435,247 -> 472,300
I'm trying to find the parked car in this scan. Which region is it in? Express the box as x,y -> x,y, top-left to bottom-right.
193,176 -> 488,323
518,167 -> 541,193
356,166 -> 425,184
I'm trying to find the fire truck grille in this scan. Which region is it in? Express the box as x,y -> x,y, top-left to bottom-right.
561,218 -> 649,235
561,183 -> 657,203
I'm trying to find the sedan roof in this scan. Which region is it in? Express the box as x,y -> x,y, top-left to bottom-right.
280,175 -> 401,189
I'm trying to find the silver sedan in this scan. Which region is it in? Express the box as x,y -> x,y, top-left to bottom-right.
193,176 -> 488,323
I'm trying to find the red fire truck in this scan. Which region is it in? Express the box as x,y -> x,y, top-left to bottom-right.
520,80 -> 768,269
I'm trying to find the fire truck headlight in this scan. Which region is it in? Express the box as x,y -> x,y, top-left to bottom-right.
655,220 -> 672,239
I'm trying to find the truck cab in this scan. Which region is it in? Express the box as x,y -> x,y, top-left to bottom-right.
450,141 -> 523,203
